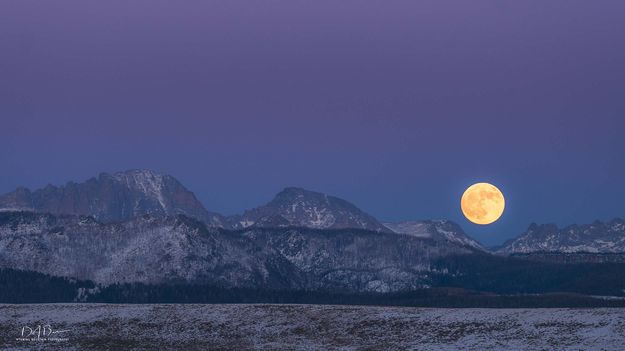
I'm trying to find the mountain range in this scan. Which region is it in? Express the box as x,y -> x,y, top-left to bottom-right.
0,169 -> 624,294
0,170 -> 227,227
498,219 -> 625,254
0,211 -> 480,292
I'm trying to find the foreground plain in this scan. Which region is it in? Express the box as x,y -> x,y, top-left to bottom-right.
1,304 -> 625,350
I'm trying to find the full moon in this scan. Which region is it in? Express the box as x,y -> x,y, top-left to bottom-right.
461,183 -> 505,225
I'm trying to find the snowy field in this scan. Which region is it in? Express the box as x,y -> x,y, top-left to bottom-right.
1,304 -> 625,350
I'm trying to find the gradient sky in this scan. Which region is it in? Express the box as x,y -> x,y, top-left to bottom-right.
1,1 -> 625,245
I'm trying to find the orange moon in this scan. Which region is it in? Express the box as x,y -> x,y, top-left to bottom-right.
461,183 -> 505,225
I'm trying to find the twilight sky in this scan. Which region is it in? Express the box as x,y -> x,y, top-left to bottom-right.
1,1 -> 624,245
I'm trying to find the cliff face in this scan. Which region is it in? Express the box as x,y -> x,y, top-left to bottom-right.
0,170 -> 226,227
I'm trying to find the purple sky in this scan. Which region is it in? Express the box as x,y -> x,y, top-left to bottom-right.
1,1 -> 625,245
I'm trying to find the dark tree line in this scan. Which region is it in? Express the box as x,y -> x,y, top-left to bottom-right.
431,253 -> 625,296
3,253 -> 625,307
0,268 -> 94,303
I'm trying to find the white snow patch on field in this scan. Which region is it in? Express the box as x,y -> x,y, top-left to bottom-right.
1,304 -> 625,350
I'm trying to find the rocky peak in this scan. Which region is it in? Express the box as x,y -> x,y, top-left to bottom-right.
499,218 -> 625,254
0,170 -> 226,227
229,187 -> 391,232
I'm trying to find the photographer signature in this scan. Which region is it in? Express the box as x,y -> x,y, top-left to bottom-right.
20,325 -> 70,340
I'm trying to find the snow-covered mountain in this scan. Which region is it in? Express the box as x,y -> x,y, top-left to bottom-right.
228,187 -> 391,232
0,171 -> 497,292
383,220 -> 484,250
0,211 -> 478,292
498,218 -> 625,254
0,170 -> 226,227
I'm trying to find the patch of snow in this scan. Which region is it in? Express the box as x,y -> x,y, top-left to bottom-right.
2,304 -> 625,350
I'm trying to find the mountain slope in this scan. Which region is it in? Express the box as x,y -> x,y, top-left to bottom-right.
0,212 -> 285,287
499,218 -> 625,254
0,170 -> 226,227
383,220 -> 484,250
0,211 -> 477,292
228,187 -> 391,232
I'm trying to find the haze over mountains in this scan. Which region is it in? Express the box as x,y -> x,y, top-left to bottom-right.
0,170 -> 624,294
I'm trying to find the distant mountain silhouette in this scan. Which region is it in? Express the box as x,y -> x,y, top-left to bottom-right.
0,169 -> 226,227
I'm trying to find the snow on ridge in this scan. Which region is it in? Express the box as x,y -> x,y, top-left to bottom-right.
383,221 -> 432,238
112,170 -> 169,211
383,220 -> 483,250
0,207 -> 33,212
234,187 -> 388,232
500,219 -> 625,254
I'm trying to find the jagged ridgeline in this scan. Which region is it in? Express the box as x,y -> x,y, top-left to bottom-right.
1,170 -> 625,304
0,211 -> 478,292
0,170 -> 228,227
